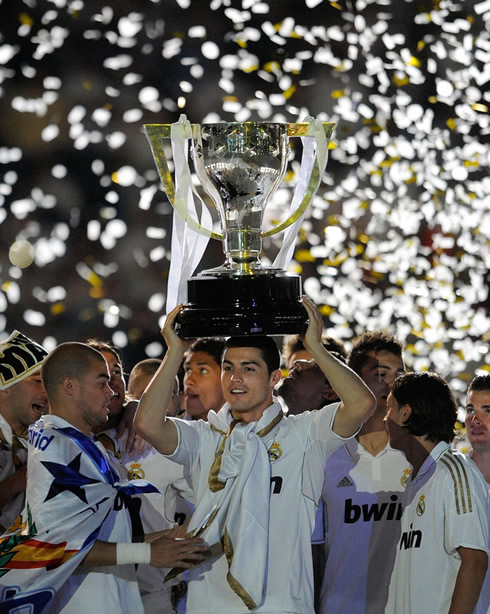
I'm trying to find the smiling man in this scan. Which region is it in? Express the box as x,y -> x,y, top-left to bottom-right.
86,339 -> 127,433
0,331 -> 48,534
135,296 -> 375,614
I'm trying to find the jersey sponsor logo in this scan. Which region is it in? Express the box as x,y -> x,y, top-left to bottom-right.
344,494 -> 403,523
28,428 -> 54,451
440,452 -> 473,514
128,463 -> 144,480
399,522 -> 422,550
416,495 -> 425,516
337,476 -> 354,488
268,442 -> 282,461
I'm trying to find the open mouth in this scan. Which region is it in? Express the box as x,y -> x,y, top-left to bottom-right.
230,388 -> 246,395
32,403 -> 46,416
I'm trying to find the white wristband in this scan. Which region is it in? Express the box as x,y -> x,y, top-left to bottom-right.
116,542 -> 151,565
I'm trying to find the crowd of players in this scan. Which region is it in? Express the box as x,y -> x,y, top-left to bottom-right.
0,295 -> 488,614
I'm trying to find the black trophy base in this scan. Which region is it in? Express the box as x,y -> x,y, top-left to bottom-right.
175,273 -> 308,338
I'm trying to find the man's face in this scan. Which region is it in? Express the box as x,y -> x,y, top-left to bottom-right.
183,351 -> 224,419
100,350 -> 126,417
279,360 -> 332,415
5,372 -> 48,427
465,389 -> 490,452
76,359 -> 114,434
359,351 -> 405,412
221,347 -> 280,423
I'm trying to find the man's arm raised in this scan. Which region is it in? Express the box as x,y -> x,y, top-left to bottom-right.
301,296 -> 376,438
134,305 -> 192,455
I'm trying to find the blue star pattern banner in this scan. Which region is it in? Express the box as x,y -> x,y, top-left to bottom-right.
0,415 -> 158,614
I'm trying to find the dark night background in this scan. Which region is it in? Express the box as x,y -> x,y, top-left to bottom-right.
0,0 -> 488,402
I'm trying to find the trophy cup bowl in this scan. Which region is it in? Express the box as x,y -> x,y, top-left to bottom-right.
144,120 -> 335,338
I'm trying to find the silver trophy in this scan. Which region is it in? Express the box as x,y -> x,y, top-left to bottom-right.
145,120 -> 335,337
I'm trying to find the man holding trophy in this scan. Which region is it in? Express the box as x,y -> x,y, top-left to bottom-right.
136,117 -> 376,612
135,298 -> 375,613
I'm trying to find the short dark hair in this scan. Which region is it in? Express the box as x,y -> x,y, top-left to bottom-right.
223,336 -> 280,375
42,342 -> 106,400
282,334 -> 347,365
282,335 -> 304,365
186,337 -> 226,367
86,339 -> 124,370
391,372 -> 457,443
348,331 -> 403,375
468,374 -> 490,393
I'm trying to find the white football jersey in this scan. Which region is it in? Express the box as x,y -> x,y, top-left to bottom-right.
386,442 -> 489,614
319,438 -> 411,614
170,401 -> 349,614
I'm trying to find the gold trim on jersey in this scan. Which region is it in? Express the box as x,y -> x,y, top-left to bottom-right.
208,411 -> 284,493
208,419 -> 241,492
223,527 -> 258,610
94,433 -> 117,456
440,451 -> 472,514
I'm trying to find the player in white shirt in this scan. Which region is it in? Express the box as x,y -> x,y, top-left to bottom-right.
385,371 -> 488,614
135,296 -> 376,613
464,374 -> 490,614
319,332 -> 409,614
0,342 -> 206,614
93,346 -> 194,614
98,427 -> 194,614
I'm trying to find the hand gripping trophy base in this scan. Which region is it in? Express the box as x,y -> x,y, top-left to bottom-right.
174,273 -> 308,338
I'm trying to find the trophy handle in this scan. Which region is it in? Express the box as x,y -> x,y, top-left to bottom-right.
144,121 -> 335,242
144,123 -> 223,240
261,121 -> 335,238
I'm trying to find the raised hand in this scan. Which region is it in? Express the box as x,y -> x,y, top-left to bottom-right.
301,295 -> 324,355
161,304 -> 194,355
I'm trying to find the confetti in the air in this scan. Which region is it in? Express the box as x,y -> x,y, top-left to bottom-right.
0,0 -> 488,402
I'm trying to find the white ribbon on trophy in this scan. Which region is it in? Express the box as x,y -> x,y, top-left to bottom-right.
166,116 -> 213,312
273,117 -> 329,271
